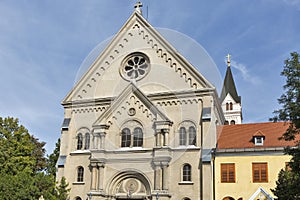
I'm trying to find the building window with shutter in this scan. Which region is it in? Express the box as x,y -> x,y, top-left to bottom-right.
252,163 -> 268,183
221,163 -> 235,183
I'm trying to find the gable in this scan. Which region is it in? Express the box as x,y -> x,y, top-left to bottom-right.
93,83 -> 171,127
62,11 -> 214,104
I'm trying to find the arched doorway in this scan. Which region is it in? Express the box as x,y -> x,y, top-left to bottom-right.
107,170 -> 151,200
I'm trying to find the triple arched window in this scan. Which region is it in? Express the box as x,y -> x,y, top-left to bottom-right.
178,121 -> 197,146
121,121 -> 143,148
76,128 -> 90,150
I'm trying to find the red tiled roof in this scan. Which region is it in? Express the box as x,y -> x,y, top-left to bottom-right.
217,122 -> 298,149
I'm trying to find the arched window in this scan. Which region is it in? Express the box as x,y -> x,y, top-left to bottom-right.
226,103 -> 229,111
77,133 -> 83,150
183,164 -> 192,181
121,128 -> 131,147
121,120 -> 144,148
77,166 -> 84,182
229,102 -> 233,110
230,120 -> 235,125
224,120 -> 229,125
75,197 -> 82,200
84,133 -> 90,149
188,126 -> 196,145
179,127 -> 187,145
178,121 -> 197,146
133,127 -> 143,147
183,198 -> 191,200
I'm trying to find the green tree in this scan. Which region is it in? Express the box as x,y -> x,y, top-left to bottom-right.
47,138 -> 61,176
271,52 -> 300,199
271,52 -> 300,140
0,117 -> 56,199
55,177 -> 71,200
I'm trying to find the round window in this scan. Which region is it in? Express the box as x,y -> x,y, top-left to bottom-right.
120,53 -> 150,81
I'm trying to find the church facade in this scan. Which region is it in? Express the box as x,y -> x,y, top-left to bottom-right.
57,5 -> 224,200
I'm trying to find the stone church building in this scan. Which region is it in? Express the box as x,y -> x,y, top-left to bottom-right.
57,3 -> 242,200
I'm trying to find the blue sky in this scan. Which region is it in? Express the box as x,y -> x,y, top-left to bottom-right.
0,0 -> 299,153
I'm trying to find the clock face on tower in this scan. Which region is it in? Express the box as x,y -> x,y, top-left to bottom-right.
120,52 -> 150,81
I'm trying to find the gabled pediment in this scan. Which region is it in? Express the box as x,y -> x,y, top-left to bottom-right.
62,10 -> 215,105
249,187 -> 274,200
93,83 -> 171,127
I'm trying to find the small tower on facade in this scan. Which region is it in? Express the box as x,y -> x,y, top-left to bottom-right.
220,54 -> 242,125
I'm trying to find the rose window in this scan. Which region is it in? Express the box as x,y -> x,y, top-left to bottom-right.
121,53 -> 150,81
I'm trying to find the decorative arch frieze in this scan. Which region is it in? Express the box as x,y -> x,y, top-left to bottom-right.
70,16 -> 208,101
132,23 -> 202,90
156,98 -> 201,106
106,169 -> 152,198
71,106 -> 107,114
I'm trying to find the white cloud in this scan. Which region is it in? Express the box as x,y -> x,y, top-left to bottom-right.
226,59 -> 261,85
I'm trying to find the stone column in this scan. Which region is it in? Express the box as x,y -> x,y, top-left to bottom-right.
154,164 -> 161,190
90,163 -> 98,190
92,124 -> 109,149
162,129 -> 169,146
99,132 -> 106,149
155,132 -> 161,147
93,133 -> 101,149
98,163 -> 105,191
161,162 -> 169,190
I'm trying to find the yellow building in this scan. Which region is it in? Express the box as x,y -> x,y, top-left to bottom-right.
215,122 -> 296,200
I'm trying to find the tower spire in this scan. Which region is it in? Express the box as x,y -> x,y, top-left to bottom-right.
134,1 -> 143,14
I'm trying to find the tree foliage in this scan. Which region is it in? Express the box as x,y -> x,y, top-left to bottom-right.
56,177 -> 71,200
271,52 -> 300,199
47,138 -> 61,177
0,117 -> 46,175
0,117 -> 70,199
271,52 -> 300,141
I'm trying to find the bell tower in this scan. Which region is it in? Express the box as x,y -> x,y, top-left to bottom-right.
220,54 -> 242,125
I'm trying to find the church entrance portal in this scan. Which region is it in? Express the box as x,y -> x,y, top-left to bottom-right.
108,170 -> 151,200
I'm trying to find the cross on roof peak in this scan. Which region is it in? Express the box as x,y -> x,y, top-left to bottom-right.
134,1 -> 143,14
226,53 -> 231,67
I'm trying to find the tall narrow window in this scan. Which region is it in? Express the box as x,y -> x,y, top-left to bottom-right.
121,128 -> 131,147
221,163 -> 235,183
77,133 -> 83,150
84,133 -> 90,149
77,166 -> 84,182
179,127 -> 187,145
133,127 -> 143,147
188,126 -> 196,145
183,164 -> 192,181
229,102 -> 233,110
226,103 -> 229,111
252,163 -> 268,183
